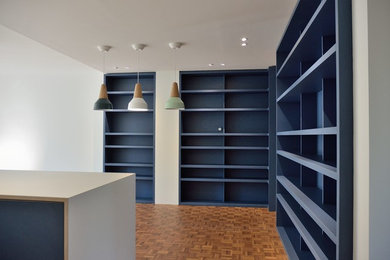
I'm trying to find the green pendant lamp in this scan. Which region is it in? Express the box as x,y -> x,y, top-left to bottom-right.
165,42 -> 185,110
165,82 -> 185,109
128,44 -> 148,111
94,45 -> 113,111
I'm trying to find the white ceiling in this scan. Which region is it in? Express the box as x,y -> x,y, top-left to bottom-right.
0,0 -> 296,73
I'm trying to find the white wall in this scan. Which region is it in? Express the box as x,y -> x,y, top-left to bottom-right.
352,0 -> 370,258
353,0 -> 390,258
0,25 -> 103,172
0,23 -> 180,203
367,0 -> 390,258
154,71 -> 180,204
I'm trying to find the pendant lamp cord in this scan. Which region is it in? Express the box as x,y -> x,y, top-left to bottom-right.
173,48 -> 177,81
137,50 -> 140,83
102,50 -> 106,82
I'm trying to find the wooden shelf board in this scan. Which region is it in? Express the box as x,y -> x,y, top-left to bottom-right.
105,163 -> 153,167
277,194 -> 328,260
277,176 -> 337,242
181,133 -> 269,137
181,164 -> 269,170
105,132 -> 153,136
277,45 -> 336,102
181,89 -> 269,94
276,227 -> 300,260
105,145 -> 153,149
277,127 -> 337,136
277,150 -> 338,180
182,108 -> 269,112
105,109 -> 154,113
181,178 -> 268,183
223,201 -> 268,207
181,146 -> 269,150
280,175 -> 336,221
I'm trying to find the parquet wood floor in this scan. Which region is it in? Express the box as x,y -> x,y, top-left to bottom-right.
136,204 -> 287,260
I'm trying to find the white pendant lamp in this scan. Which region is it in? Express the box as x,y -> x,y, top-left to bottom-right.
165,42 -> 185,110
128,43 -> 148,111
94,45 -> 113,111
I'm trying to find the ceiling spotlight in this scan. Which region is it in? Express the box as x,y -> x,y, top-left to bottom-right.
208,63 -> 214,67
220,63 -> 225,66
241,37 -> 247,42
241,42 -> 247,47
168,42 -> 183,49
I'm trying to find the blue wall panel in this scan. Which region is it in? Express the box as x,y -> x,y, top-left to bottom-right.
0,200 -> 64,260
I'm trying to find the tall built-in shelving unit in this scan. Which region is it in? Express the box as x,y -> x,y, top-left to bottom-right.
179,69 -> 276,208
275,0 -> 352,259
103,72 -> 155,203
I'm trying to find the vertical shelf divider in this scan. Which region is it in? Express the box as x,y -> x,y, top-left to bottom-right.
268,66 -> 277,211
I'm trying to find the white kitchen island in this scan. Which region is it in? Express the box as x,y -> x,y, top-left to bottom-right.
0,170 -> 135,260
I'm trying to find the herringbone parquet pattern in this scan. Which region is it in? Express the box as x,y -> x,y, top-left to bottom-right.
136,204 -> 287,260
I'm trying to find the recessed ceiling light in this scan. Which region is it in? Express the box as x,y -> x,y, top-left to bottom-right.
220,63 -> 225,66
241,37 -> 247,42
241,42 -> 247,47
114,66 -> 130,70
208,63 -> 214,67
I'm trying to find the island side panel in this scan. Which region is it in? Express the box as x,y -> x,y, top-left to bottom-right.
67,174 -> 135,260
0,199 -> 65,260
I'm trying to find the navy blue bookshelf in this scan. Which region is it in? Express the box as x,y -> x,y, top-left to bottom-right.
179,69 -> 276,209
103,72 -> 155,203
276,0 -> 353,259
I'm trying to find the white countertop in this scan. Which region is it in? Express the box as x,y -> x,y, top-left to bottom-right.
0,170 -> 133,199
